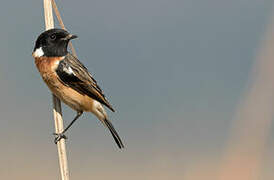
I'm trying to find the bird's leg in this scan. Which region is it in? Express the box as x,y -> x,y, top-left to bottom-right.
53,111 -> 83,144
53,133 -> 67,144
62,111 -> 83,134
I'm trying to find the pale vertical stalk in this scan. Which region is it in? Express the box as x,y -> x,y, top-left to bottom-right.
218,13 -> 274,180
43,0 -> 70,180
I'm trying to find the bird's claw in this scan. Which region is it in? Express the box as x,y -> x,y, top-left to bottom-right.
53,133 -> 67,144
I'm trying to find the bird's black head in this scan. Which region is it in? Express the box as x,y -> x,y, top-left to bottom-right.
33,28 -> 77,57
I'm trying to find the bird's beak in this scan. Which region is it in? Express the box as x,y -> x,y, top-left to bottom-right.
69,34 -> 78,40
62,34 -> 78,41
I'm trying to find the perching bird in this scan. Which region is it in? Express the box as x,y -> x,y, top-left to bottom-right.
32,28 -> 124,149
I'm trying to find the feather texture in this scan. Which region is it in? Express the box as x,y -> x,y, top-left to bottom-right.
56,53 -> 115,112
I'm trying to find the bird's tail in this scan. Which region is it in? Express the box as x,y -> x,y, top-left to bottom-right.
92,101 -> 124,149
103,117 -> 124,149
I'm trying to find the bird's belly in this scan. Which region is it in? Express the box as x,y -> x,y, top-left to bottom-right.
35,56 -> 95,112
43,73 -> 94,112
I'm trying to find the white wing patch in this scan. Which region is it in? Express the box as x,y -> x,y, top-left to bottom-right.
32,47 -> 44,57
64,66 -> 75,75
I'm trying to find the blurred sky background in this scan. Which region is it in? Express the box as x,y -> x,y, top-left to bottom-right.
0,0 -> 274,179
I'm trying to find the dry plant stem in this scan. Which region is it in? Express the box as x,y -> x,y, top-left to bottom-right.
43,0 -> 70,180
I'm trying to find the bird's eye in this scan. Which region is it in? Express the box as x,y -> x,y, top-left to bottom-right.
50,34 -> 56,40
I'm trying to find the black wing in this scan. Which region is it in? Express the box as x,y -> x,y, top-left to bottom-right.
56,53 -> 115,112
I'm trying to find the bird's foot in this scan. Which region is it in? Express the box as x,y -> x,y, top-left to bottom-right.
53,133 -> 67,144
